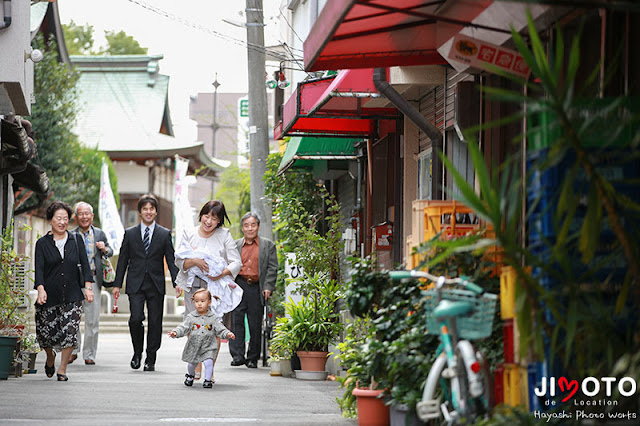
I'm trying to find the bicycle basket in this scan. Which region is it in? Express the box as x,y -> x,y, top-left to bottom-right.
423,289 -> 498,340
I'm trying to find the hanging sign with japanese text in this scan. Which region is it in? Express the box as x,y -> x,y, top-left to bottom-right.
447,34 -> 531,79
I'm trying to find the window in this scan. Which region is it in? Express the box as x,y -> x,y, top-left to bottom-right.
417,148 -> 432,200
445,130 -> 474,199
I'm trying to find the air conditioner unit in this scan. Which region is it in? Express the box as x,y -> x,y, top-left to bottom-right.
454,81 -> 480,141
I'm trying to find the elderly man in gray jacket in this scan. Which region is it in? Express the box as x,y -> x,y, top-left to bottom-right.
229,212 -> 278,368
71,201 -> 114,365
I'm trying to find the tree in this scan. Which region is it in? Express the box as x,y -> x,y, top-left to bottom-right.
99,30 -> 148,55
264,150 -> 323,252
62,20 -> 95,55
213,164 -> 250,238
29,35 -> 117,220
62,23 -> 148,56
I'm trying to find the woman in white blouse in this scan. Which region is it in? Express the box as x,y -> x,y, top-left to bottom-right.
175,200 -> 242,382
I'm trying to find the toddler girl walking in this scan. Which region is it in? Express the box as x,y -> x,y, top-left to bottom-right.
168,288 -> 235,388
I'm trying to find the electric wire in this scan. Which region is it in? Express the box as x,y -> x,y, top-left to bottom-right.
125,0 -> 303,63
278,8 -> 305,45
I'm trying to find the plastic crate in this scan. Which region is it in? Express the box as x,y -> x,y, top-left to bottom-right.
494,364 -> 504,405
529,236 -> 630,286
500,266 -> 516,320
405,235 -> 415,269
503,320 -> 514,364
527,362 -> 549,412
526,146 -> 640,241
423,200 -> 481,242
411,199 -> 433,244
422,289 -> 498,340
503,364 -> 527,407
528,110 -> 561,151
528,97 -> 640,151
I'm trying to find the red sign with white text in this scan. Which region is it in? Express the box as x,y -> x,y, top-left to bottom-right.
448,34 -> 531,79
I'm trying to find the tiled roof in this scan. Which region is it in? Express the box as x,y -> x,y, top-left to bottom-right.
70,55 -> 226,171
71,55 -> 173,149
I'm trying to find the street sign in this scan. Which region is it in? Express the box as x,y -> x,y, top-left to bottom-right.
240,99 -> 249,117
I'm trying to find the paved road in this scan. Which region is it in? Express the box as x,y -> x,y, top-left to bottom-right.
0,333 -> 356,425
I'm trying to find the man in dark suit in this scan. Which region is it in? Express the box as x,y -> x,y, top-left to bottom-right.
71,201 -> 114,365
112,194 -> 181,371
229,212 -> 278,368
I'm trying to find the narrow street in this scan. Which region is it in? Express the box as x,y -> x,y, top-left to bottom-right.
0,333 -> 355,425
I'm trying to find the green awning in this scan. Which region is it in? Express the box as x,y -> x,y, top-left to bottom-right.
278,136 -> 360,174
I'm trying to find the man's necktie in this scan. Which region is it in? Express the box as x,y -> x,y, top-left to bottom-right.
143,226 -> 150,254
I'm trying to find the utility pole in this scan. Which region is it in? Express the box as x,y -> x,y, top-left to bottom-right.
210,73 -> 220,198
246,0 -> 272,239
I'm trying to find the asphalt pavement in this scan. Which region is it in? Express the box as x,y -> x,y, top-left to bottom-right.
0,333 -> 356,425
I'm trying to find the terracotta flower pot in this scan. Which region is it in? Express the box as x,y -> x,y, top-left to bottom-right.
297,350 -> 328,371
352,387 -> 390,426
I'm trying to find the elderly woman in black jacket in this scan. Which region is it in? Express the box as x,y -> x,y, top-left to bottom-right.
35,201 -> 94,381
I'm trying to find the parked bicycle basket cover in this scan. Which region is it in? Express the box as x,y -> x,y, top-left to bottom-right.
423,289 -> 498,340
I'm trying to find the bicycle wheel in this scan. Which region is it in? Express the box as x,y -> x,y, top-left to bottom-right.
455,342 -> 492,421
453,346 -> 471,418
475,350 -> 493,413
418,353 -> 446,422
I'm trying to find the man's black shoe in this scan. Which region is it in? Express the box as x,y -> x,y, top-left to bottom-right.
130,355 -> 141,370
230,359 -> 246,366
143,363 -> 155,371
246,360 -> 258,369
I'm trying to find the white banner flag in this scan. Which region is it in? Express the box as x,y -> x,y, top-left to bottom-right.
99,162 -> 125,255
174,156 -> 195,248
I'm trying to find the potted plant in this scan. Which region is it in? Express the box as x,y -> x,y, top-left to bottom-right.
337,256 -> 391,425
286,274 -> 343,374
0,224 -> 30,380
334,316 -> 391,425
268,316 -> 295,377
18,333 -> 40,373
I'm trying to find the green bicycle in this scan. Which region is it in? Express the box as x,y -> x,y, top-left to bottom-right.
389,270 -> 497,425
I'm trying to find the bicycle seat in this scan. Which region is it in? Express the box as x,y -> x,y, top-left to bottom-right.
433,299 -> 473,319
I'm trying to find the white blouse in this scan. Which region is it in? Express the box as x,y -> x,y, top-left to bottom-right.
54,233 -> 68,259
175,226 -> 242,282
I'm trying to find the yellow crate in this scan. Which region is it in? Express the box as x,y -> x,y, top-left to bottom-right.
423,200 -> 479,242
500,266 -> 516,320
483,228 -> 503,276
503,363 -> 527,407
411,199 -> 432,243
405,235 -> 414,269
408,199 -> 503,273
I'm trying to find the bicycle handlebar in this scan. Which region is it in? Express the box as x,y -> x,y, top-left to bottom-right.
388,270 -> 484,295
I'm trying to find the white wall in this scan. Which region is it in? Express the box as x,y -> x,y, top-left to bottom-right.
0,0 -> 33,115
112,161 -> 149,194
282,0 -> 326,90
153,164 -> 174,202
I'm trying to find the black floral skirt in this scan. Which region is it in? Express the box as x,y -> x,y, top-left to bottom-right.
35,301 -> 83,351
